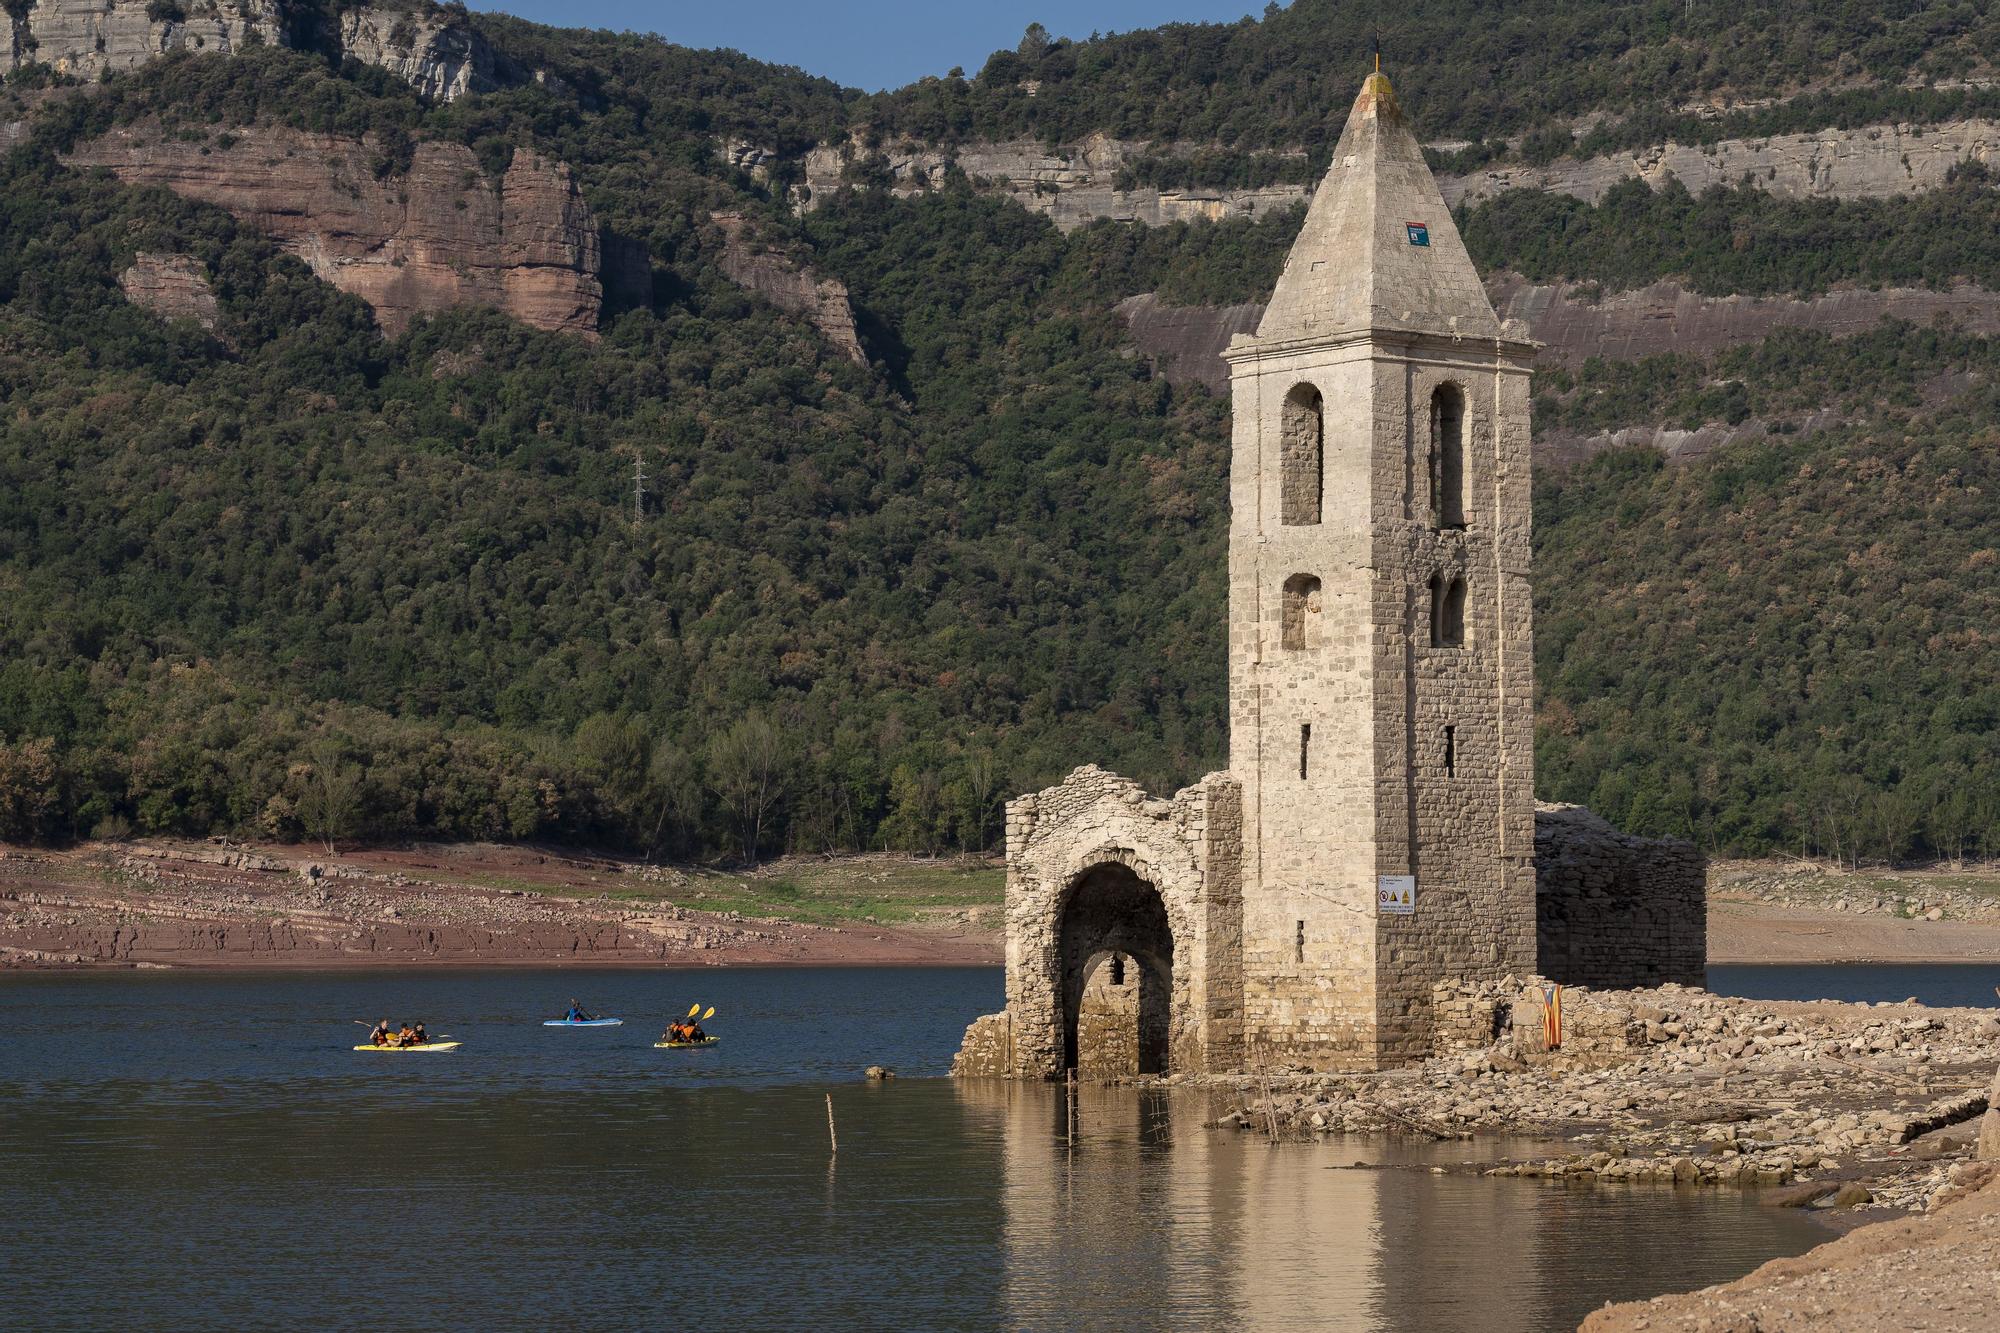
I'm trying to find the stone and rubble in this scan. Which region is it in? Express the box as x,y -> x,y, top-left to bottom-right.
1208,979 -> 2000,1217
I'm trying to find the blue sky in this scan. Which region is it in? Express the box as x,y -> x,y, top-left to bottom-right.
469,1 -> 1275,92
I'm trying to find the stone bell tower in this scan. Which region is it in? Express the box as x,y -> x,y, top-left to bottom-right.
1220,68 -> 1538,1069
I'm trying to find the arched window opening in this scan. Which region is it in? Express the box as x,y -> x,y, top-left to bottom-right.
1430,383 -> 1466,530
1280,384 -> 1323,526
1281,573 -> 1321,651
1110,955 -> 1125,986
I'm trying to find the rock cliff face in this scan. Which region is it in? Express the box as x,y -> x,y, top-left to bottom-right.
1495,275 -> 2000,368
1119,278 -> 2000,391
1117,276 -> 2000,466
802,132 -> 1303,232
709,210 -> 866,364
1111,293 -> 1261,391
4,0 -> 499,103
119,250 -> 221,330
1451,118 -> 2000,207
5,0 -> 282,79
334,5 -> 494,103
67,123 -> 603,335
808,119 -> 2000,231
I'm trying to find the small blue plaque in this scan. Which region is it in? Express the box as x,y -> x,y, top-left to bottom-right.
1406,221 -> 1430,247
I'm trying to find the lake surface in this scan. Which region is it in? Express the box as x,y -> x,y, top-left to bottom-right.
0,965 -> 1860,1331
1710,962 -> 2000,1009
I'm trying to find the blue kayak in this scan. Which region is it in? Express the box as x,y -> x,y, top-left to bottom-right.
543,1018 -> 623,1027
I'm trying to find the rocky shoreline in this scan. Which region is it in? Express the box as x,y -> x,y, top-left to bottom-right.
1207,978 -> 2000,1221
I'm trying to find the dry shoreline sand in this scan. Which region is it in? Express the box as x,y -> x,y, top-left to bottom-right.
0,840 -> 1001,970
9,843 -> 2000,971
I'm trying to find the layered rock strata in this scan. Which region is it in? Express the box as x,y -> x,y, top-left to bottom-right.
1117,277 -> 2000,464
118,250 -> 221,330
709,210 -> 866,364
805,118 -> 2000,231
67,123 -> 603,335
4,0 -> 282,80
4,0 -> 499,103
334,5 -> 494,103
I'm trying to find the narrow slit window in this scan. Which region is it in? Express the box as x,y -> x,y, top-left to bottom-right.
1300,723 -> 1311,780
1110,955 -> 1125,986
1295,920 -> 1305,964
1443,725 -> 1456,777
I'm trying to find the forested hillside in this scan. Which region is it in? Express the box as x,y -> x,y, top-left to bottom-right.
2,0 -> 1998,865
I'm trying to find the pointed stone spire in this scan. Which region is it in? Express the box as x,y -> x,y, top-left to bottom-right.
1254,71 -> 1502,342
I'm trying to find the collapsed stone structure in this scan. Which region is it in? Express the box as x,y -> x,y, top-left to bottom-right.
954,69 -> 1704,1082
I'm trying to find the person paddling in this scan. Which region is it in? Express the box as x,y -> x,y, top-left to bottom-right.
370,1019 -> 394,1047
410,1021 -> 429,1046
565,999 -> 593,1023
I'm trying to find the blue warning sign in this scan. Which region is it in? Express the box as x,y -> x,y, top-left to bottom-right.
1406,221 -> 1430,247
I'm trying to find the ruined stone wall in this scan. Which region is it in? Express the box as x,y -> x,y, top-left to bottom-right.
1534,803 -> 1706,990
972,764 -> 1240,1080
1074,955 -> 1144,1078
1432,975 -> 1696,1062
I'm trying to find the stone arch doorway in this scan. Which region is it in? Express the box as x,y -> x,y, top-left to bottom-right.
1058,862 -> 1174,1077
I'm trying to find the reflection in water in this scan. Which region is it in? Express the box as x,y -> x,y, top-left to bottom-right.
0,969 -> 1827,1331
958,1079 -> 1822,1332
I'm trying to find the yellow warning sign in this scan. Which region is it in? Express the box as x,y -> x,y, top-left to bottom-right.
1377,875 -> 1416,915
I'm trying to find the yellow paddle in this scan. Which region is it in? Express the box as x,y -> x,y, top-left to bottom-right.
685,1002 -> 700,1018
701,1006 -> 716,1021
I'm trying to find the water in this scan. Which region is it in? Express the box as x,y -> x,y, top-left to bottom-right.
1710,962 -> 2000,1009
0,966 -> 1835,1331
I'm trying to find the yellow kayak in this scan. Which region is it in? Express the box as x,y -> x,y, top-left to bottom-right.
353,1042 -> 460,1052
653,1038 -> 719,1049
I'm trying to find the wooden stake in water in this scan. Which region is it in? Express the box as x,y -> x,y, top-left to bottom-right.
825,1093 -> 838,1156
1066,1067 -> 1077,1150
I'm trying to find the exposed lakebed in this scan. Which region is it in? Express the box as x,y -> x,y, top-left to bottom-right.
2,965 -> 1940,1330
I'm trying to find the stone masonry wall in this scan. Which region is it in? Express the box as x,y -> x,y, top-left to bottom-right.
1534,803 -> 1706,990
965,764 -> 1241,1080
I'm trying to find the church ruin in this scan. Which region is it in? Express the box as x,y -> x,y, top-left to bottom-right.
954,69 -> 1705,1081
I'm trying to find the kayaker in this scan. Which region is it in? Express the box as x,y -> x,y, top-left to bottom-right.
685,1021 -> 707,1043
410,1021 -> 429,1046
662,1020 -> 687,1043
370,1019 -> 394,1047
565,1000 -> 591,1023
395,1023 -> 417,1047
